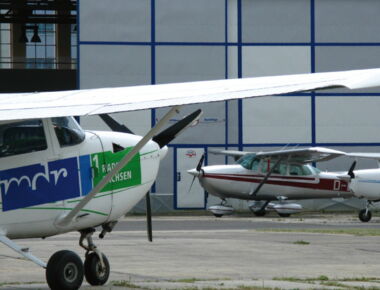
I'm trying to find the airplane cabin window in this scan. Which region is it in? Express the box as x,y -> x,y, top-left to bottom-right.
250,158 -> 260,171
0,120 -> 47,157
52,117 -> 85,147
237,154 -> 256,170
289,164 -> 312,176
260,159 -> 287,175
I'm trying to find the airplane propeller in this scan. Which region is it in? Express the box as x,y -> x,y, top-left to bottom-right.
100,110 -> 202,242
348,161 -> 356,179
188,153 -> 205,193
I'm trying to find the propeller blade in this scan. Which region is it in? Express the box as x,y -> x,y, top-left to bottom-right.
196,153 -> 205,172
100,114 -> 134,134
188,175 -> 197,193
146,191 -> 153,242
153,109 -> 202,148
348,161 -> 356,179
187,154 -> 205,193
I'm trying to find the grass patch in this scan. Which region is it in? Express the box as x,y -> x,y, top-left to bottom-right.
292,240 -> 310,245
341,277 -> 380,282
173,277 -> 233,283
237,286 -> 281,290
258,228 -> 380,236
321,281 -> 348,287
0,281 -> 43,287
112,280 -> 149,289
273,275 -> 328,283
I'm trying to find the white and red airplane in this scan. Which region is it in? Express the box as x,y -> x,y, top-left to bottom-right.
188,146 -> 380,222
0,68 -> 379,290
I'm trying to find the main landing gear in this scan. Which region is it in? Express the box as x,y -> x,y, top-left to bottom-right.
208,200 -> 234,217
358,201 -> 373,222
45,224 -> 115,290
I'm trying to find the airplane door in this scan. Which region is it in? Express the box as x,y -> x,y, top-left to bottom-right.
77,132 -> 112,217
46,117 -> 112,221
176,148 -> 205,209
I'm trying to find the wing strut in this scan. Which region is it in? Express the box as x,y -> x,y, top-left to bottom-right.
250,158 -> 283,197
56,106 -> 181,227
0,235 -> 47,268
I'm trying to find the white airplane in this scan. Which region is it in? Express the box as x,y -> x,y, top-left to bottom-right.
0,68 -> 379,290
188,146 -> 380,222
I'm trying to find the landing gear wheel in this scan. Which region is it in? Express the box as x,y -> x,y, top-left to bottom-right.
278,213 -> 291,218
46,250 -> 84,290
84,252 -> 110,286
253,210 -> 266,217
213,214 -> 223,218
359,209 -> 372,222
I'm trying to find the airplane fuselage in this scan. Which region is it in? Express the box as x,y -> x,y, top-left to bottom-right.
0,118 -> 163,239
197,164 -> 354,201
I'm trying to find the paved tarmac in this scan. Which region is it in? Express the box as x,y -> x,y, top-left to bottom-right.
2,213 -> 380,289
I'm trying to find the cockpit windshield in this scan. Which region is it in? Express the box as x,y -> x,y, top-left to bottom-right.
237,154 -> 259,170
52,117 -> 85,147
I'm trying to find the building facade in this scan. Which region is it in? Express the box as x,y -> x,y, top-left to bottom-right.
78,0 -> 380,212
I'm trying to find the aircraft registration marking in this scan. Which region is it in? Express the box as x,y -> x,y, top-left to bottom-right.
0,147 -> 142,211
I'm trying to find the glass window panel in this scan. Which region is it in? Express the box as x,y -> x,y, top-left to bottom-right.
227,0 -> 238,42
80,45 -> 151,89
316,97 -> 380,143
242,0 -> 310,42
0,120 -> 47,157
156,0 -> 225,42
315,0 -> 380,42
156,46 -> 225,83
315,46 -> 380,93
80,0 -> 150,42
242,46 -> 310,77
243,96 -> 311,144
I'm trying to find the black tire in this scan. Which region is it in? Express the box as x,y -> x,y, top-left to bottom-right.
84,252 -> 110,286
46,250 -> 84,290
278,213 -> 291,218
253,210 -> 266,217
359,209 -> 372,222
213,214 -> 223,218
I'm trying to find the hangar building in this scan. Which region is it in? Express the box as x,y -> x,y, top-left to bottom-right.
2,0 -> 380,213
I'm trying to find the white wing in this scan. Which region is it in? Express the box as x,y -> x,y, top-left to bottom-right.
1,68 -> 380,121
254,147 -> 346,163
346,153 -> 380,160
210,147 -> 346,163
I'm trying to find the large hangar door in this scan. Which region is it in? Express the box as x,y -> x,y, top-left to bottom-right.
176,148 -> 205,209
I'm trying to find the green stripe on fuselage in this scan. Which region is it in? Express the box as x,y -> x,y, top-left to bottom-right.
91,147 -> 142,193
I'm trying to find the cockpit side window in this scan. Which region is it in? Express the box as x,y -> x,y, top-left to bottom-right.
0,120 -> 47,157
289,164 -> 312,176
52,117 -> 85,147
237,154 -> 258,170
260,159 -> 287,175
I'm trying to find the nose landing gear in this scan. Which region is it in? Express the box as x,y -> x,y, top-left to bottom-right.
45,227 -> 111,290
358,201 -> 373,222
79,228 -> 110,286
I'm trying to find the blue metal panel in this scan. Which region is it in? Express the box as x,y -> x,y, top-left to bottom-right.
79,155 -> 92,196
1,158 -> 80,211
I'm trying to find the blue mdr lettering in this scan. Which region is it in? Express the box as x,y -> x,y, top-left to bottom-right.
0,157 -> 80,211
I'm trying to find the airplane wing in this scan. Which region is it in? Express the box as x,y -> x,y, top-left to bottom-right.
208,149 -> 248,158
346,153 -> 380,160
251,147 -> 346,163
1,68 -> 380,121
210,147 -> 346,163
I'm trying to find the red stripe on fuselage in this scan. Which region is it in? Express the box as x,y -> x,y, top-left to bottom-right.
203,173 -> 349,192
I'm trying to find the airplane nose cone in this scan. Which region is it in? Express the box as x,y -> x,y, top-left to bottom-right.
159,145 -> 168,160
187,168 -> 199,177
